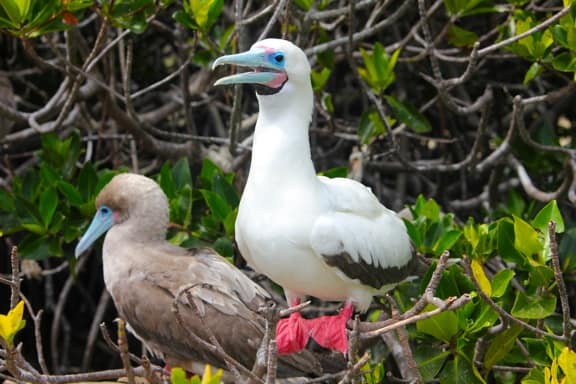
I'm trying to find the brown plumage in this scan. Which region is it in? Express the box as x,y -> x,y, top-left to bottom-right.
76,173 -> 330,378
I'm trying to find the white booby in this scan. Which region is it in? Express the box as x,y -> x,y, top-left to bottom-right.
74,173 -> 333,377
213,39 -> 415,354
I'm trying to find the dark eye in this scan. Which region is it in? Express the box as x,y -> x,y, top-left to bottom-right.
274,54 -> 284,63
100,206 -> 111,215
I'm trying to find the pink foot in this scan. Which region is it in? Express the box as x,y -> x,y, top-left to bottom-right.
276,311 -> 311,354
307,304 -> 354,353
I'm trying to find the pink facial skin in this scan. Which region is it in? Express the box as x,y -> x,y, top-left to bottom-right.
253,45 -> 288,89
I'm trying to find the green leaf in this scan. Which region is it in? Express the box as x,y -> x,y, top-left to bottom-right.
158,161 -> 177,199
434,230 -> 462,255
0,189 -> 15,212
311,67 -> 331,92
497,219 -> 525,266
78,163 -> 98,201
357,109 -> 390,144
384,95 -> 432,133
170,367 -> 189,384
318,167 -> 348,179
521,368 -> 545,384
483,325 -> 523,371
447,25 -> 479,47
415,348 -> 451,381
172,158 -> 192,189
39,188 -> 58,227
0,0 -> 30,24
293,0 -> 312,10
511,291 -> 556,319
532,200 -> 565,234
18,234 -> 51,260
57,181 -> 83,206
213,237 -> 233,258
358,44 -> 399,93
439,353 -> 482,384
491,269 -> 515,298
416,305 -> 459,343
465,302 -> 498,333
200,190 -> 230,220
513,215 -> 542,259
523,62 -> 543,84
403,219 -> 422,249
188,0 -> 223,31
211,172 -> 239,208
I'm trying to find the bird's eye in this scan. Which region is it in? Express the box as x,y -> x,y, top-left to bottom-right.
274,53 -> 284,63
100,206 -> 111,215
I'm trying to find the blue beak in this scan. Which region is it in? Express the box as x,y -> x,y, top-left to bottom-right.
75,208 -> 114,258
212,48 -> 285,87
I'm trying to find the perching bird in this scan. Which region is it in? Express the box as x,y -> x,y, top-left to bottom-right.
213,39 -> 416,354
74,173 -> 331,378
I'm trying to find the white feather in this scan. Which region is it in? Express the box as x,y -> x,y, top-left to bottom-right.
235,39 -> 413,312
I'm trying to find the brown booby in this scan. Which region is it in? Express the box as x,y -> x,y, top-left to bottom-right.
213,39 -> 415,354
74,173 -> 328,378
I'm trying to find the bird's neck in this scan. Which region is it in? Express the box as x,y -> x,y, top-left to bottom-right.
249,84 -> 317,185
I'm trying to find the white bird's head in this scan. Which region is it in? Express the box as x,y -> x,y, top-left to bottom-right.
212,39 -> 311,96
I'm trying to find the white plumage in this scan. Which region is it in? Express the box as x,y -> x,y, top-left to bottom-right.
214,38 -> 414,352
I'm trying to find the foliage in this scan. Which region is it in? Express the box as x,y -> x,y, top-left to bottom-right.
171,366 -> 223,384
0,0 -> 575,382
393,197 -> 572,383
0,301 -> 26,348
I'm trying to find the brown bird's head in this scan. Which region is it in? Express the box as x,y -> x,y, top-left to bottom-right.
75,173 -> 169,257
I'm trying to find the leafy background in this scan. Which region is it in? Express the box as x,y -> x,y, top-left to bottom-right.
1,0 -> 576,383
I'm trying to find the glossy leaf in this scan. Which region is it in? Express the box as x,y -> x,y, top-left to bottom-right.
39,187 -> 58,227
172,158 -> 192,189
511,291 -> 556,319
471,259 -> 492,297
523,62 -> 543,84
439,353 -> 482,384
0,301 -> 26,348
513,215 -> 542,259
358,109 -> 386,144
358,44 -> 399,93
200,190 -> 230,220
447,25 -> 479,47
483,325 -> 523,371
416,349 -> 451,381
311,67 -> 331,92
522,368 -> 545,384
188,0 -> 223,31
384,95 -> 432,133
532,200 -> 565,233
0,0 -> 30,24
491,269 -> 515,298
558,347 -> 576,384
416,305 -> 459,343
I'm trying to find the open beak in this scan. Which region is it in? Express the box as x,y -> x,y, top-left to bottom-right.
212,48 -> 287,89
74,210 -> 114,258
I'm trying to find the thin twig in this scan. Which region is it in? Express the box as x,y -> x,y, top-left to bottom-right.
549,221 -> 571,340
9,246 -> 20,309
117,319 -> 135,384
337,352 -> 370,384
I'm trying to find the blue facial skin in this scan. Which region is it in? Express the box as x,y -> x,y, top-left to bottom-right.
75,205 -> 115,258
268,51 -> 286,68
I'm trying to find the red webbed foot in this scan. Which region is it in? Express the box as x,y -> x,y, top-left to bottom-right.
307,304 -> 354,353
276,311 -> 311,354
